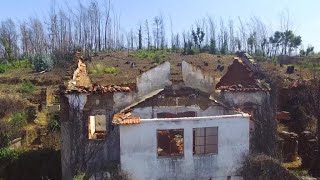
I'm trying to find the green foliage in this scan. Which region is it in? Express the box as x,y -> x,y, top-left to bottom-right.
73,173 -> 85,180
89,64 -> 118,75
9,112 -> 27,129
209,38 -> 217,54
48,113 -> 61,132
269,30 -> 302,56
104,67 -> 118,74
129,50 -> 168,59
306,46 -> 314,56
30,53 -> 54,72
20,81 -> 36,94
191,27 -> 205,49
0,59 -> 31,74
0,148 -> 22,162
183,40 -> 195,55
0,65 -> 5,73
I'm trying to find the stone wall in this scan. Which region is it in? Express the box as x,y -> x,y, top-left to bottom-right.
136,61 -> 171,96
61,93 -> 120,180
182,61 -> 215,94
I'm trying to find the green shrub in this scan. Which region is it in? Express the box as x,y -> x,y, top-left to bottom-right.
0,64 -> 5,73
31,54 -> 54,72
104,67 -> 118,74
129,50 -> 168,60
73,173 -> 85,180
9,112 -> 27,129
48,113 -> 60,132
89,64 -> 118,75
0,148 -> 22,162
20,81 -> 36,94
9,60 -> 31,69
0,60 -> 31,74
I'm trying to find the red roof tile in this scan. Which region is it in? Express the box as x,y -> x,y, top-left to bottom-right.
64,84 -> 131,94
112,112 -> 141,125
216,56 -> 270,92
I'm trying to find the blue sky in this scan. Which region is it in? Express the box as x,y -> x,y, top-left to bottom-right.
1,0 -> 319,51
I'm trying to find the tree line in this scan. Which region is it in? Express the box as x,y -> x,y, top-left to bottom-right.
0,0 -> 315,65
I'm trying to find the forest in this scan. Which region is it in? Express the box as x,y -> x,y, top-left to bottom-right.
0,0 -> 316,70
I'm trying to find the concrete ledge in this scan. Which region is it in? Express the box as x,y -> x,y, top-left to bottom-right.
140,113 -> 250,122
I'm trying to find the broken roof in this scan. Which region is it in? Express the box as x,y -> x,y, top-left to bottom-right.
112,112 -> 141,125
216,56 -> 270,92
87,52 -> 234,86
64,83 -> 131,94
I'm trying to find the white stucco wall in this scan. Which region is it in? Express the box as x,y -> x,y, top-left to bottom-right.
120,114 -> 249,180
136,61 -> 172,96
182,61 -> 215,94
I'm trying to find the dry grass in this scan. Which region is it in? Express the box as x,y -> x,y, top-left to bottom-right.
283,157 -> 302,169
0,93 -> 29,118
277,123 -> 289,133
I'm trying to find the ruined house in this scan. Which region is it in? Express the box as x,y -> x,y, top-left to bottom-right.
60,52 -> 270,180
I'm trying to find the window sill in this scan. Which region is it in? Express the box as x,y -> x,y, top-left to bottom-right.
88,132 -> 106,140
88,138 -> 105,141
157,155 -> 185,159
193,153 -> 218,157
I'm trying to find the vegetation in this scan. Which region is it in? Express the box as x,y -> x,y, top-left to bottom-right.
20,81 -> 36,94
89,64 -> 118,75
30,54 -> 54,72
239,154 -> 299,180
48,113 -> 60,132
0,148 -> 61,180
0,148 -> 23,164
0,1 -> 314,70
9,112 -> 27,129
0,60 -> 31,74
129,49 -> 168,60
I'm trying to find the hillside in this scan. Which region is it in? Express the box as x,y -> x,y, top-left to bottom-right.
0,50 -> 319,179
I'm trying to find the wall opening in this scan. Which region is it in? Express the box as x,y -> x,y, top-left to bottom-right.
157,111 -> 196,118
88,114 -> 107,140
193,127 -> 218,154
157,129 -> 184,157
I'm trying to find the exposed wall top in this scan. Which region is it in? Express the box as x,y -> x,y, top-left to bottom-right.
88,53 -> 233,86
216,56 -> 270,92
63,51 -> 132,94
64,84 -> 131,94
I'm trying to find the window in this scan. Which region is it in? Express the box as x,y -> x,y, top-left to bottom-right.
193,127 -> 218,154
88,114 -> 107,140
157,129 -> 184,157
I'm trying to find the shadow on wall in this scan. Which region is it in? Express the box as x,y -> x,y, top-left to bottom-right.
0,149 -> 61,180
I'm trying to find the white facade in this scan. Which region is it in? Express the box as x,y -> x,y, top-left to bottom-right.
120,114 -> 250,180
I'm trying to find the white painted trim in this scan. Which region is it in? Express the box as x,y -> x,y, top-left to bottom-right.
140,113 -> 250,122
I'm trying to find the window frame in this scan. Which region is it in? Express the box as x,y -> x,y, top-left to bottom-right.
156,129 -> 184,158
193,127 -> 218,155
88,113 -> 108,140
